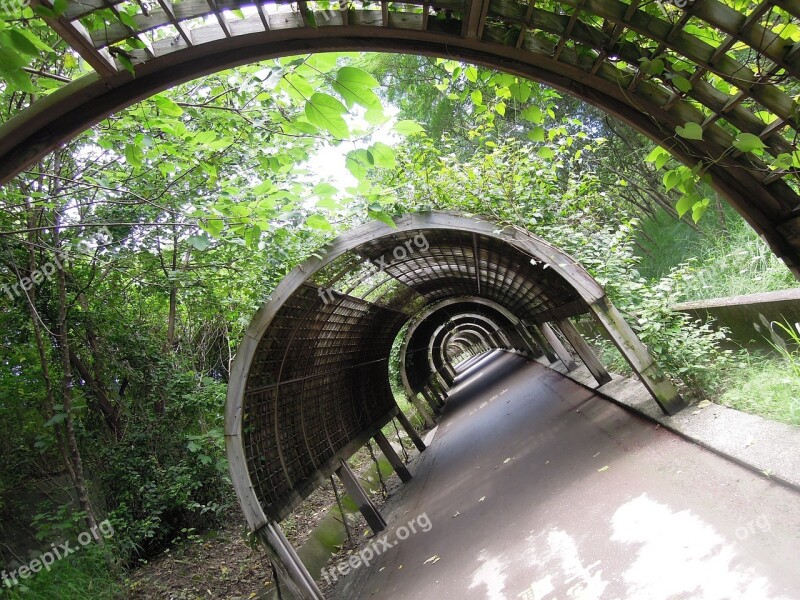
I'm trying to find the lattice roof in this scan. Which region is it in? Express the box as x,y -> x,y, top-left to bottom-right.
2,0 -> 800,269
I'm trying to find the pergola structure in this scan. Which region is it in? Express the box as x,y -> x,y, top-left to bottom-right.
1,0 -> 799,274
224,211 -> 685,598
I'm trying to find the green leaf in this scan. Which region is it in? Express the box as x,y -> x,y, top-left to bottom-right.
194,131 -> 217,145
527,126 -> 545,143
645,146 -> 671,170
369,142 -> 396,169
675,122 -> 703,140
118,10 -> 138,30
465,66 -> 478,83
368,210 -> 396,228
691,198 -> 710,223
663,169 -> 682,192
305,93 -> 349,139
124,144 -> 144,168
676,193 -> 698,218
537,147 -> 555,160
117,54 -> 136,76
52,0 -> 68,17
470,90 -> 483,105
306,214 -> 333,231
187,235 -> 211,251
44,413 -> 66,427
333,66 -> 381,109
509,82 -> 531,103
495,102 -> 506,116
394,120 -> 425,136
671,75 -> 692,93
153,95 -> 183,117
521,105 -> 543,124
732,132 -> 767,153
335,66 -> 379,89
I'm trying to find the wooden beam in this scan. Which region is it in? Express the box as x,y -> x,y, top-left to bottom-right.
395,410 -> 427,452
409,393 -> 436,428
589,297 -> 687,415
540,322 -> 578,371
555,318 -> 612,386
33,0 -> 118,78
254,522 -> 324,600
374,430 -> 412,483
335,460 -> 387,534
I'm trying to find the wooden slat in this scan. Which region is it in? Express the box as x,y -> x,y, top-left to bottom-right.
33,0 -> 118,78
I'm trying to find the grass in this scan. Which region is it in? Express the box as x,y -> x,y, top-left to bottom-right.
719,353 -> 800,427
1,547 -> 122,599
636,205 -> 796,300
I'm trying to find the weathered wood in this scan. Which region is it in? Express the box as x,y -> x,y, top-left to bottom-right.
335,460 -> 387,534
409,393 -> 436,428
526,324 -> 558,363
589,297 -> 686,415
374,430 -> 412,483
255,522 -> 324,600
555,318 -> 612,386
395,410 -> 427,452
539,322 -> 578,371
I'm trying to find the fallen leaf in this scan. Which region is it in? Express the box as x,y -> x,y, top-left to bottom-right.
598,465 -> 609,472
424,555 -> 440,565
479,496 -> 486,502
592,452 -> 600,458
503,457 -> 511,464
452,511 -> 461,518
692,410 -> 702,415
697,400 -> 712,408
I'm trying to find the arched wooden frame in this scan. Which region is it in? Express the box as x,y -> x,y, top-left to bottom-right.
432,321 -> 500,380
2,1 -> 800,274
399,295 -> 536,400
224,210 -> 687,598
225,211 -> 684,536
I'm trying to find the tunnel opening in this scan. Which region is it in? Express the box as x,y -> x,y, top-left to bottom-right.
224,210 -> 687,598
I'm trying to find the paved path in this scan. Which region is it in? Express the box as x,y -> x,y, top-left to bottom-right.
331,351 -> 800,600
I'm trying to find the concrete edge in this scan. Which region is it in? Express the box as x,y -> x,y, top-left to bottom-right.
534,356 -> 800,493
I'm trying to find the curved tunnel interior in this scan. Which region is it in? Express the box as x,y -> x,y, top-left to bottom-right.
224,211 -> 687,596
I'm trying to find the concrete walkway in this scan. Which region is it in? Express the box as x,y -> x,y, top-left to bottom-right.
330,351 -> 800,600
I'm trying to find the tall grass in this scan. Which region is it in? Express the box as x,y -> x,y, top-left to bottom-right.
637,205 -> 796,300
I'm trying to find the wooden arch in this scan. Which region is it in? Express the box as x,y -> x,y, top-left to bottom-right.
1,1 -> 799,272
223,210 -> 689,598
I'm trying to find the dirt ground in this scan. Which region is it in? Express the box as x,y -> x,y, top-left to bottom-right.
124,432 -> 418,599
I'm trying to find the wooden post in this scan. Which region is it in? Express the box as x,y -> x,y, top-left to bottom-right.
255,521 -> 324,599
540,322 -> 578,371
527,324 -> 558,362
374,430 -> 412,483
589,296 -> 687,415
335,460 -> 386,534
409,393 -> 436,428
555,318 -> 612,386
421,386 -> 442,415
395,410 -> 426,452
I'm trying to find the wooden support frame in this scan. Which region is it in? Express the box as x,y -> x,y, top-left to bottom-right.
374,430 -> 413,483
539,322 -> 578,371
335,460 -> 387,534
395,411 -> 427,452
527,323 -> 558,363
555,318 -> 613,386
409,393 -> 436,428
254,521 -> 324,600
